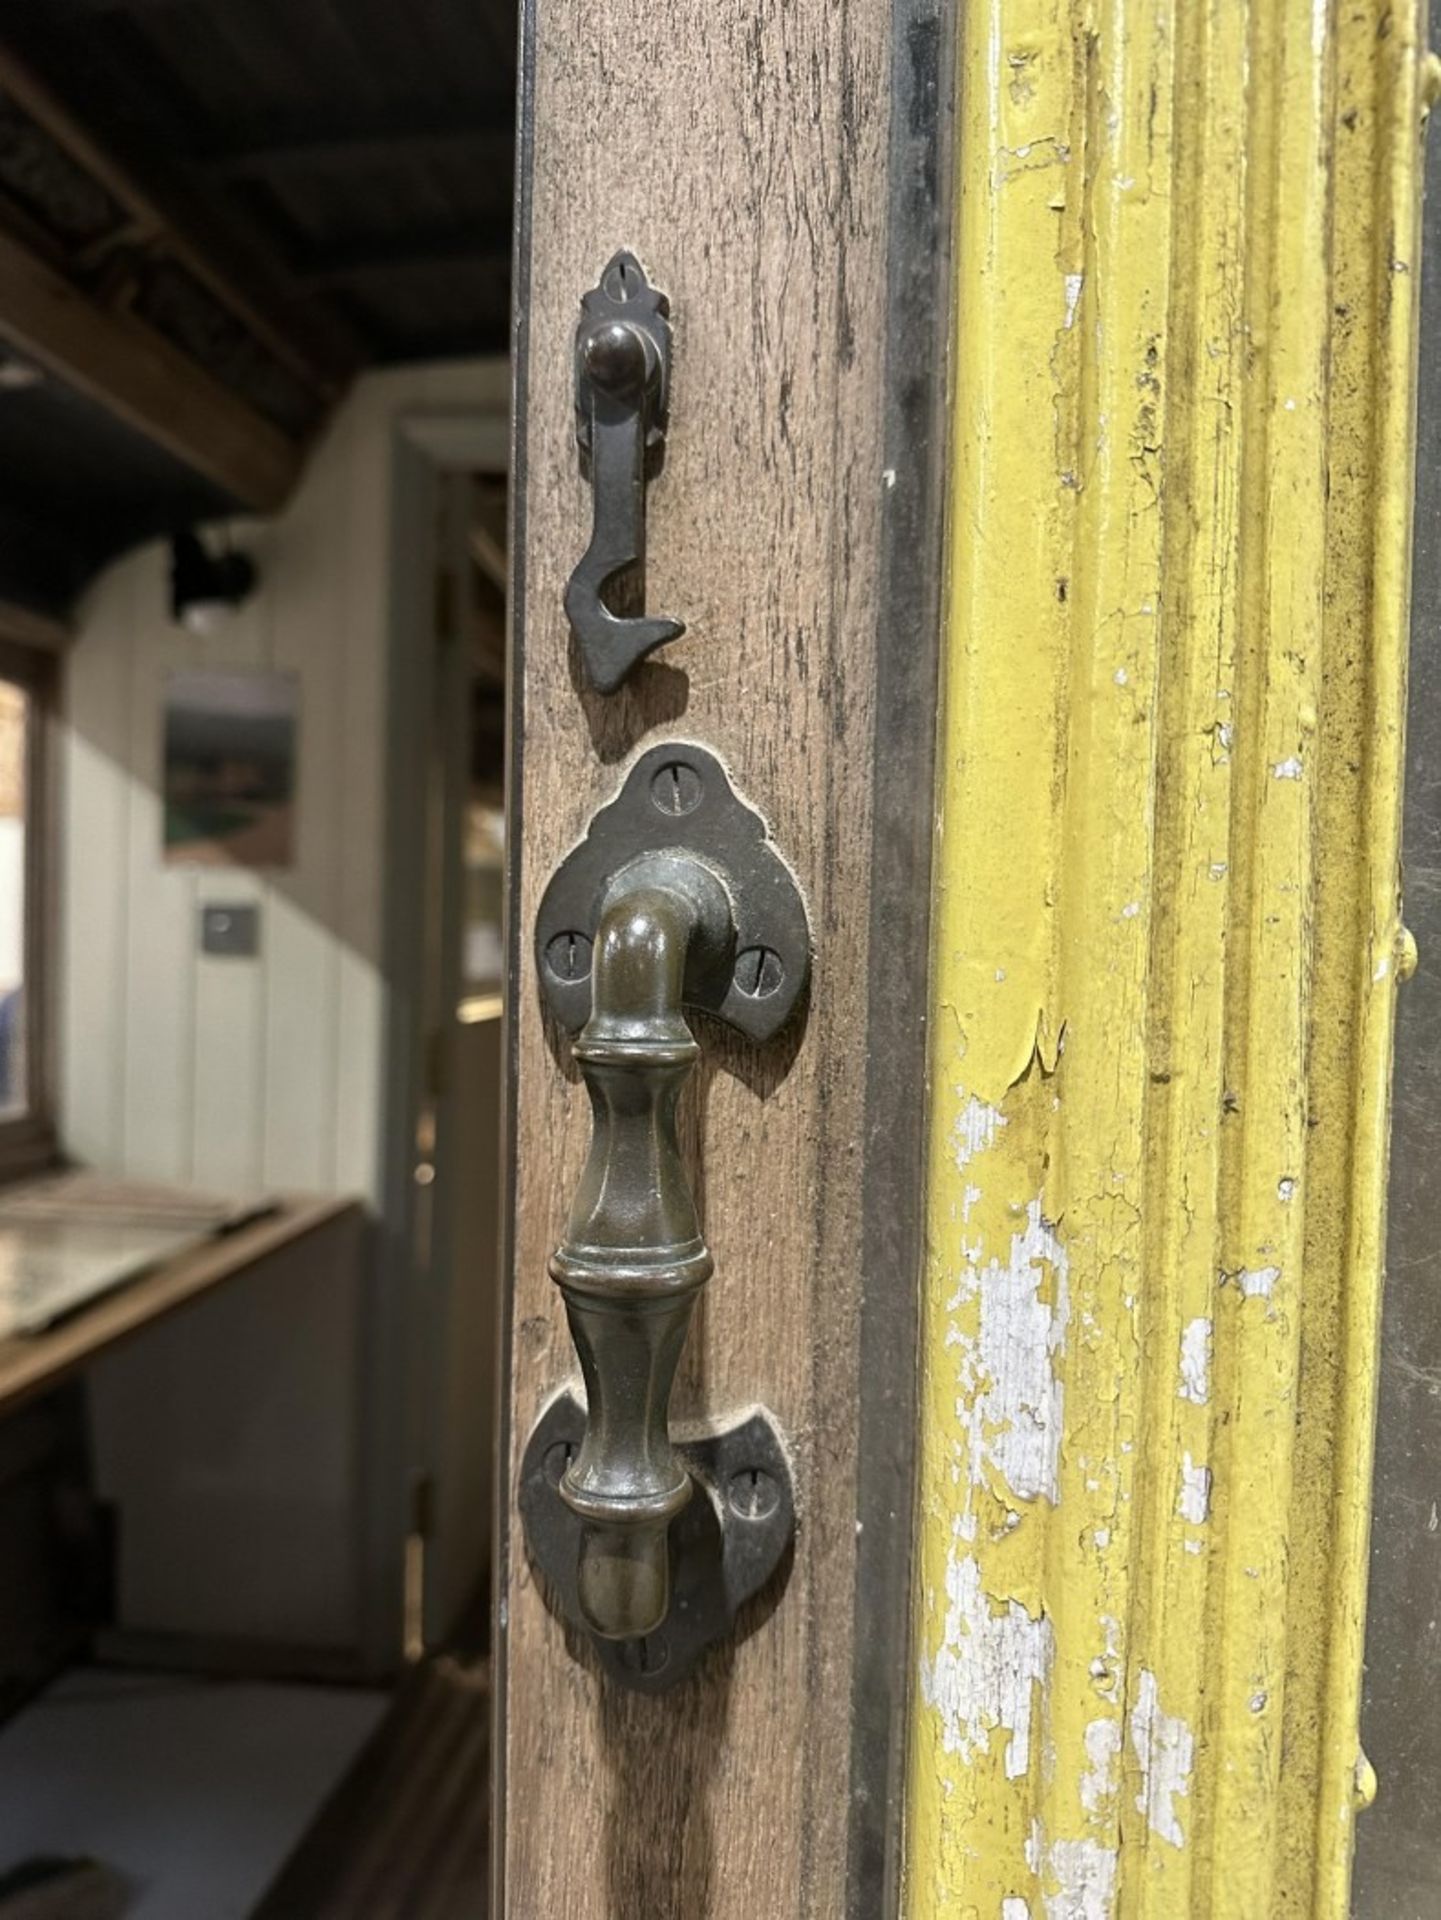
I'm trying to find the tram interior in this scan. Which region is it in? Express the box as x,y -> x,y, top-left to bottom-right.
0,6 -> 513,1913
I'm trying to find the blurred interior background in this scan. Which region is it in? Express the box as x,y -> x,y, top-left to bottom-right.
0,4 -> 515,1914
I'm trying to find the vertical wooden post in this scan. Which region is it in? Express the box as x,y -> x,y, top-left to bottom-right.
495,3 -> 952,1915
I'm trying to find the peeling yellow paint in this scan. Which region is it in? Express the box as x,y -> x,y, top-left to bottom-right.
905,1 -> 1428,1914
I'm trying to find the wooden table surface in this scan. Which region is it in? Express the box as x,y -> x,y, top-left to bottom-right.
0,1192 -> 360,1414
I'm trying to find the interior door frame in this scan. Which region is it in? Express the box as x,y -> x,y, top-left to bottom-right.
364,395 -> 508,1673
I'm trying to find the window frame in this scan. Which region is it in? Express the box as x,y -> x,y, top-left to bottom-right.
0,631 -> 59,1183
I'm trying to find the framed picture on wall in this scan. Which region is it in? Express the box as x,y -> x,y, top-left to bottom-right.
162,668 -> 298,868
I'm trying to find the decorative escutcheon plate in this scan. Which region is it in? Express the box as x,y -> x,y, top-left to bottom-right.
535,740 -> 811,1044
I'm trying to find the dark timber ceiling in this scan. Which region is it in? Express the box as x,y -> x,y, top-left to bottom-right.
0,0 -> 516,367
0,0 -> 517,625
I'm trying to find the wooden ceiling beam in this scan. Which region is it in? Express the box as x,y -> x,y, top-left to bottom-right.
293,225 -> 511,287
206,112 -> 514,182
0,600 -> 70,653
0,41 -> 358,393
0,224 -> 300,510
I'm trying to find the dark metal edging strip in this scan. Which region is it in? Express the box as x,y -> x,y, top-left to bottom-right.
489,0 -> 539,1902
844,1 -> 958,1912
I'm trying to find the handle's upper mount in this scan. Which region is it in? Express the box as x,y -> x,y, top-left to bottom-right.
520,1392 -> 794,1694
565,251 -> 684,694
536,742 -> 810,1044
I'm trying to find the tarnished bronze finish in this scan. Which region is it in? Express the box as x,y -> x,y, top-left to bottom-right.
564,251 -> 684,691
550,861 -> 728,1638
531,744 -> 809,1648
518,1393 -> 795,1691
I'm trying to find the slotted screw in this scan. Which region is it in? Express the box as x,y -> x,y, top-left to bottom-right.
649,761 -> 703,816
727,1466 -> 780,1521
617,1633 -> 671,1677
544,930 -> 593,982
734,946 -> 784,999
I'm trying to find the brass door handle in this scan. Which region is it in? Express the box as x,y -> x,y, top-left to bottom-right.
549,851 -> 727,1638
523,743 -> 809,1675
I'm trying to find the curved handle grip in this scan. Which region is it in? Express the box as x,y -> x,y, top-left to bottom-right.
549,857 -> 730,1639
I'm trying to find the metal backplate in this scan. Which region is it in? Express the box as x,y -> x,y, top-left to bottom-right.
520,1391 -> 795,1693
572,248 -> 672,466
534,741 -> 811,1043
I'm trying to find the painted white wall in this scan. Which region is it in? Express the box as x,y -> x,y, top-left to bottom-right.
59,358 -> 509,1659
60,356 -> 508,1203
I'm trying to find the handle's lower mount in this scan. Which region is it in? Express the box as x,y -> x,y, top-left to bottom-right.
522,742 -> 809,1690
520,1393 -> 794,1693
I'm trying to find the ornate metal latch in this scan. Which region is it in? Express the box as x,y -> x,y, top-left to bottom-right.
563,252 -> 684,692
521,743 -> 809,1689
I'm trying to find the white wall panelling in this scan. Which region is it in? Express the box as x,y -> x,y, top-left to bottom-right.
63,358 -> 510,1665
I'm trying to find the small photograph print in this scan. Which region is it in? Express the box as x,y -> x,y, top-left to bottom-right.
163,668 -> 297,867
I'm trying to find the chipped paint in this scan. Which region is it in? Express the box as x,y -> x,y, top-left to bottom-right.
1079,1716 -> 1122,1814
1179,1316 -> 1212,1405
1177,1453 -> 1212,1525
1043,1838 -> 1118,1920
949,1199 -> 1071,1505
1130,1670 -> 1195,1848
1271,755 -> 1304,780
919,1529 -> 1053,1780
952,1092 -> 1008,1174
1237,1264 -> 1280,1300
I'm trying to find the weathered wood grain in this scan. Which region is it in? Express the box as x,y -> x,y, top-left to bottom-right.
498,3 -> 897,1914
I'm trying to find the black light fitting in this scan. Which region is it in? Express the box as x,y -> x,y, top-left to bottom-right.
170,530 -> 258,634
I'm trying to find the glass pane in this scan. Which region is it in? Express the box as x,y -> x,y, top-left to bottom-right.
0,680 -> 27,1118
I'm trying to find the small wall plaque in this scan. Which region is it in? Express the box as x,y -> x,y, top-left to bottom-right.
200,903 -> 260,958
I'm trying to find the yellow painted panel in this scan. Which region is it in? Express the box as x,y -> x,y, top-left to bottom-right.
905,2 -> 1430,1914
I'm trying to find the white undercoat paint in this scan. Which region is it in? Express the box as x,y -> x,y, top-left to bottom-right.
919,1529 -> 1053,1781
1079,1716 -> 1122,1814
1178,1316 -> 1211,1405
1178,1452 -> 1212,1524
1238,1264 -> 1280,1300
951,1092 -> 1007,1174
949,1199 -> 1071,1504
1130,1668 -> 1195,1848
1044,1836 -> 1119,1920
1003,1901 -> 1032,1920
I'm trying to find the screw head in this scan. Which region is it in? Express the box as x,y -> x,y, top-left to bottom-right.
727,1466 -> 781,1522
649,760 -> 703,816
616,1633 -> 671,1678
584,321 -> 648,396
601,252 -> 644,303
544,930 -> 593,983
734,946 -> 784,999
